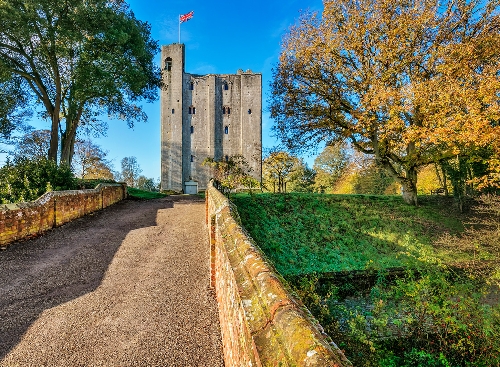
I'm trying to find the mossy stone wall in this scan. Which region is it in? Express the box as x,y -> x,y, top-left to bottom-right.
0,183 -> 126,249
206,182 -> 352,366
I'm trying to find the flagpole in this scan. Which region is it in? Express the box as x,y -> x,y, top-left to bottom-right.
179,11 -> 193,44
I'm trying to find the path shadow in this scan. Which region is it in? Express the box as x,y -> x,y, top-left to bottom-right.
0,197 -> 174,360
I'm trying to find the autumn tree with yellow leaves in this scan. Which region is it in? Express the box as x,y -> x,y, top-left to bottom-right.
263,151 -> 302,193
270,0 -> 500,205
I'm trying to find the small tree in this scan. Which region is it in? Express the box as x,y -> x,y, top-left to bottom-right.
137,176 -> 159,192
12,129 -> 51,161
313,143 -> 350,193
203,155 -> 253,197
72,139 -> 114,180
352,161 -> 398,195
288,161 -> 316,193
120,156 -> 142,188
262,151 -> 300,193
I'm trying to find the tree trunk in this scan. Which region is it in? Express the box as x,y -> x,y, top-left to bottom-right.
401,167 -> 418,205
434,163 -> 443,187
402,182 -> 418,205
48,114 -> 59,162
442,168 -> 448,196
60,120 -> 78,167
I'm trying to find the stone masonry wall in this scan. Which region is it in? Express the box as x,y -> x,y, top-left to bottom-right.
161,43 -> 262,192
206,182 -> 352,367
0,183 -> 126,249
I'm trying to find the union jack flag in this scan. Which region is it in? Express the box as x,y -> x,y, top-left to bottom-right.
180,11 -> 194,23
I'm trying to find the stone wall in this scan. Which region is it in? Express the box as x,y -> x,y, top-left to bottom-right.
206,182 -> 352,367
0,183 -> 126,249
161,43 -> 262,192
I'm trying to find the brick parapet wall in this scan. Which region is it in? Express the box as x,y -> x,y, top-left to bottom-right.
0,183 -> 126,248
206,182 -> 352,367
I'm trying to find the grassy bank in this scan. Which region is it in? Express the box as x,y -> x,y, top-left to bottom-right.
232,194 -> 479,275
232,193 -> 500,366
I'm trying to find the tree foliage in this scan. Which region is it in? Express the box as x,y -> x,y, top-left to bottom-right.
203,155 -> 256,196
12,129 -> 51,160
270,0 -> 500,205
0,71 -> 31,142
72,139 -> 114,180
352,160 -> 398,195
288,160 -> 316,193
136,175 -> 159,192
313,143 -> 350,193
120,156 -> 142,188
0,0 -> 160,165
262,150 -> 301,193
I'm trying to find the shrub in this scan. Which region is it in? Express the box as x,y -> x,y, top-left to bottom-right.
296,269 -> 500,367
0,157 -> 76,203
380,349 -> 451,367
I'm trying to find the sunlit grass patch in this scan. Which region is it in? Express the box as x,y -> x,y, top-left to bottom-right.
231,193 -> 469,276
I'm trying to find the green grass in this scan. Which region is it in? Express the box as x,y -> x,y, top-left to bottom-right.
127,187 -> 167,200
232,193 -> 470,276
232,193 -> 500,366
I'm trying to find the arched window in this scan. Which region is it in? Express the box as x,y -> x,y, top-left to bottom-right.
190,155 -> 194,162
223,106 -> 231,115
190,126 -> 194,134
165,57 -> 172,71
189,106 -> 196,114
172,109 -> 175,114
248,109 -> 252,114
189,82 -> 194,90
223,82 -> 229,90
224,126 -> 229,134
225,155 -> 229,162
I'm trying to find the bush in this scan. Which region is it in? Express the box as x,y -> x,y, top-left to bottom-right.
0,157 -> 76,203
380,349 -> 451,367
293,268 -> 500,367
377,271 -> 500,367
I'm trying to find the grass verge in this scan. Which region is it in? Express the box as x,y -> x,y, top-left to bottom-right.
231,193 -> 473,276
127,188 -> 167,200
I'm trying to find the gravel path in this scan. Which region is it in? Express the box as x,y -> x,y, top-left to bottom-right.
0,196 -> 224,367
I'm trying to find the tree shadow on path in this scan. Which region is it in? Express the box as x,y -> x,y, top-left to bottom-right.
0,197 -> 174,360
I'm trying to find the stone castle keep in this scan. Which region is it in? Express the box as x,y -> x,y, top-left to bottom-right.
160,43 -> 262,192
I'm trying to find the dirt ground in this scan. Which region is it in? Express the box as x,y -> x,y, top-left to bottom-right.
0,195 -> 224,367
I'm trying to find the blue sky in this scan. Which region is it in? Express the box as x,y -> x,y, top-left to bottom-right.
4,0 -> 324,179
92,0 -> 324,179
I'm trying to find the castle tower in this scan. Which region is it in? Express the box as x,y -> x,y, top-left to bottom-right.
160,43 -> 262,192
